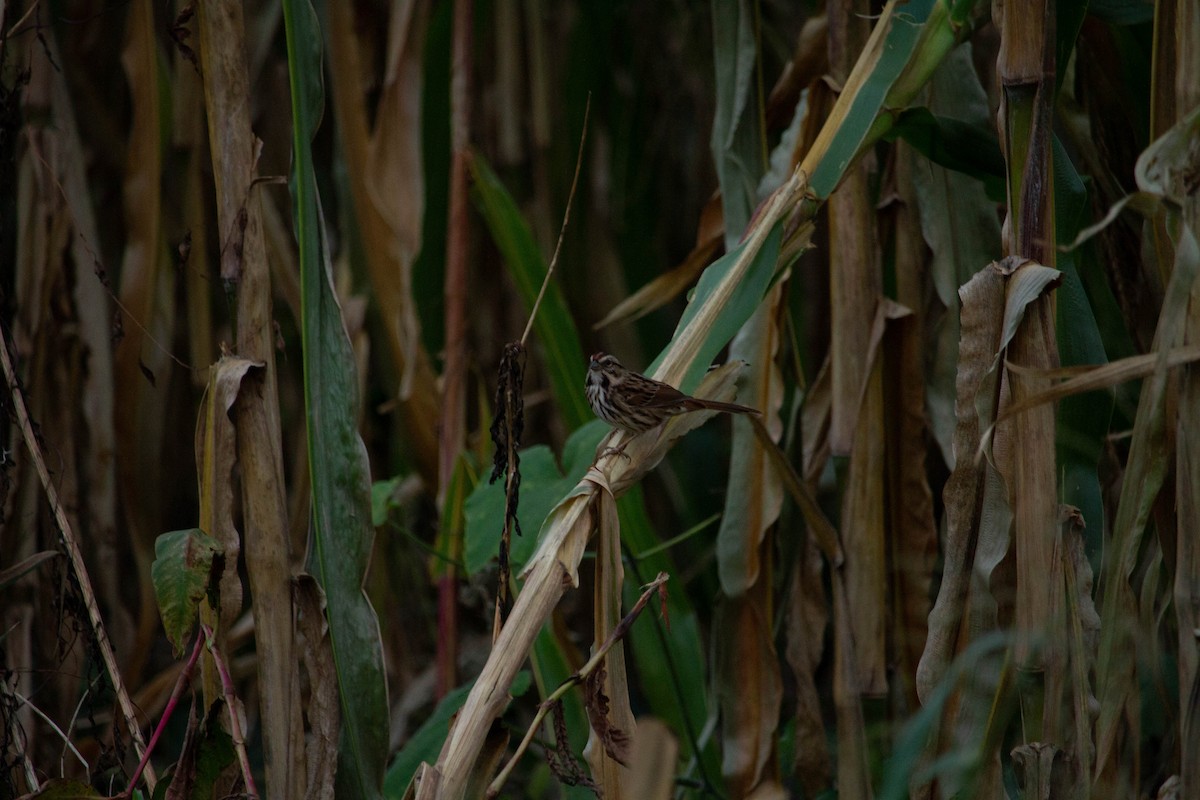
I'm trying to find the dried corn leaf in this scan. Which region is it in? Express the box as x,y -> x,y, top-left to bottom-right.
918,263 -> 1008,703
583,479 -> 635,795
828,159 -> 879,457
327,0 -> 441,482
114,0 -> 175,684
684,199 -> 791,793
718,282 -> 786,596
294,575 -> 340,800
1011,743 -> 1071,800
842,300 -> 912,695
1094,108 -> 1200,788
784,542 -> 832,795
196,357 -> 261,629
832,576 -> 873,800
431,482 -> 596,798
801,357 -> 832,483
1166,101 -> 1200,798
715,582 -> 784,798
365,0 -> 429,397
1061,506 -> 1100,796
198,1 -> 305,793
1006,292 -> 1060,669
886,148 -> 939,709
624,719 -> 679,800
764,15 -> 829,130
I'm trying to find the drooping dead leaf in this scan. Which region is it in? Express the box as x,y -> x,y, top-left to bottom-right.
584,667 -> 632,768
623,719 -> 679,800
544,700 -> 598,792
489,341 -> 526,638
1087,106 -> 1200,795
914,261 -> 1015,800
1060,505 -> 1100,796
987,346 -> 1200,436
583,478 -> 635,795
918,262 -> 1010,703
327,0 -> 441,483
294,575 -> 339,800
764,14 -> 830,131
715,583 -> 784,799
801,356 -> 832,483
840,299 -> 914,696
718,281 -> 786,596
196,356 -> 263,629
785,542 -> 832,795
886,145 -> 938,710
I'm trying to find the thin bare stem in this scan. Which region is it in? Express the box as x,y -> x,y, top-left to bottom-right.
11,690 -> 89,772
437,0 -> 475,698
0,327 -> 157,791
123,632 -> 205,797
203,624 -> 261,800
519,93 -> 592,347
486,572 -> 668,797
3,687 -> 39,794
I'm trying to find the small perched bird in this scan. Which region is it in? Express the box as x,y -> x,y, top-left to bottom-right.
585,352 -> 760,435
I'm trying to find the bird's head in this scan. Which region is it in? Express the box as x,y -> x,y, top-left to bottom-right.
589,352 -> 621,374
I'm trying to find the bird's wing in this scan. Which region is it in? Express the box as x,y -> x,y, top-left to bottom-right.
642,382 -> 691,408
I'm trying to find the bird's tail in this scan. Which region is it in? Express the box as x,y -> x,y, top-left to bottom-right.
684,397 -> 760,416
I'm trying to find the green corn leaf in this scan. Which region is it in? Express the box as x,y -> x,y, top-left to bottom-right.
283,1 -> 388,797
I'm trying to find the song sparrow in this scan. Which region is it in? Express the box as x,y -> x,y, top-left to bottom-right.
586,352 -> 760,435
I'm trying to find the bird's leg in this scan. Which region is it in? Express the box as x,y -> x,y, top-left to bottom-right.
595,432 -> 634,464
595,423 -> 671,465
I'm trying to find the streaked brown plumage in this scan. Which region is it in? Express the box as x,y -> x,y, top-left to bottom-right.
585,352 -> 759,435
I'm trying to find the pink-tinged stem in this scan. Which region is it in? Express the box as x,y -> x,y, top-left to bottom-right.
436,0 -> 474,699
201,624 -> 261,799
123,632 -> 205,797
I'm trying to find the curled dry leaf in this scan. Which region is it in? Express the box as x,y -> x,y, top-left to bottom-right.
489,342 -> 526,529
716,586 -> 784,798
717,282 -> 786,597
584,667 -> 632,766
293,574 -> 338,800
585,472 -> 635,795
544,700 -> 597,791
197,356 -> 265,629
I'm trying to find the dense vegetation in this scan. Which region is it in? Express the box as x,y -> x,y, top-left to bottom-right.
2,1 -> 1198,798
